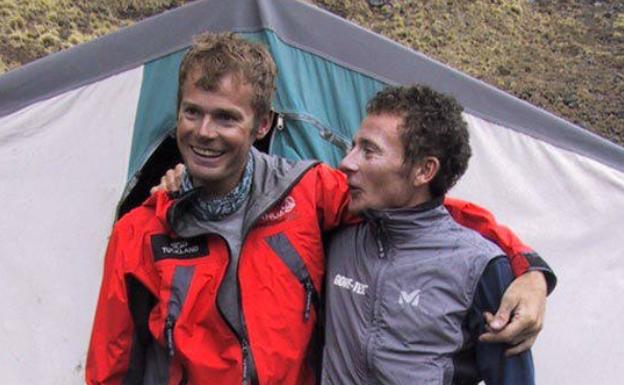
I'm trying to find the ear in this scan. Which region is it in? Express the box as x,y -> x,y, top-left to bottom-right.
411,156 -> 440,187
254,111 -> 274,140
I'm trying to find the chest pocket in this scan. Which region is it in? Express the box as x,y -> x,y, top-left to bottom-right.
378,258 -> 472,353
149,234 -> 212,357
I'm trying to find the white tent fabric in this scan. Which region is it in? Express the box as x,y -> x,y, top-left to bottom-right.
454,114 -> 624,384
0,68 -> 142,384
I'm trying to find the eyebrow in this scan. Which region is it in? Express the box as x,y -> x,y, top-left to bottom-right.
357,137 -> 382,152
180,102 -> 244,121
180,100 -> 201,110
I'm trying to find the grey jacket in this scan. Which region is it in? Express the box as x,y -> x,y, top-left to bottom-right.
321,200 -> 509,385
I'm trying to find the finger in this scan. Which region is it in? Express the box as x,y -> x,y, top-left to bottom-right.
164,170 -> 180,192
479,317 -> 525,344
505,335 -> 536,356
481,312 -> 496,333
150,186 -> 158,195
174,163 -> 186,176
481,322 -> 536,346
488,295 -> 518,331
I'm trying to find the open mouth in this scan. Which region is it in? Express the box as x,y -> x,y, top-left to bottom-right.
191,146 -> 224,158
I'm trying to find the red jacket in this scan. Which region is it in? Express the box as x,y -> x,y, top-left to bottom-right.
86,151 -> 545,385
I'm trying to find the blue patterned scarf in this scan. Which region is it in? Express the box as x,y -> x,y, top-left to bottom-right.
181,154 -> 254,221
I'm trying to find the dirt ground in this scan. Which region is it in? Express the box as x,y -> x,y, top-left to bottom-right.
1,0 -> 622,147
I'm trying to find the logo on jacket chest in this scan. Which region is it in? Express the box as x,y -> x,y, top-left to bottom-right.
332,273 -> 368,295
258,195 -> 296,225
398,289 -> 421,307
151,234 -> 208,261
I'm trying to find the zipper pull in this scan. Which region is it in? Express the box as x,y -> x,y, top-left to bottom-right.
375,220 -> 386,259
165,316 -> 176,357
303,278 -> 313,321
276,114 -> 285,131
242,339 -> 250,385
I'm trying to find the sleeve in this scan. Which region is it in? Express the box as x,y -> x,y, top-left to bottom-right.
313,164 -> 361,232
85,224 -> 154,385
444,196 -> 557,294
471,257 -> 536,385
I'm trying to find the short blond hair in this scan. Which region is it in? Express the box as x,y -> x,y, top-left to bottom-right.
177,32 -> 277,121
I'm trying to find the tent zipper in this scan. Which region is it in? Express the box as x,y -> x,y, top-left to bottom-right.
272,111 -> 352,153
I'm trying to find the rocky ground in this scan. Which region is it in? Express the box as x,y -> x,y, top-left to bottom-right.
1,0 -> 622,147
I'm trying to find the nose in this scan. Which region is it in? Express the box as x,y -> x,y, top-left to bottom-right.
339,148 -> 358,175
197,116 -> 218,139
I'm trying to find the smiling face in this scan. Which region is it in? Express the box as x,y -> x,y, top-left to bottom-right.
339,113 -> 435,213
176,69 -> 270,197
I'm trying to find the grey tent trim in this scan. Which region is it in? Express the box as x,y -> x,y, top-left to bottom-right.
1,0 -> 622,171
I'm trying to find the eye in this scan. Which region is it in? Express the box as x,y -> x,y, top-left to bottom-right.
183,106 -> 201,120
214,111 -> 239,125
361,144 -> 377,158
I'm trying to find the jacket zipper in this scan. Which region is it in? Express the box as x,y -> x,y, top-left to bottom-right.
221,160 -> 320,385
375,219 -> 386,259
236,274 -> 258,385
365,220 -> 389,375
302,277 -> 314,321
165,314 -> 190,385
165,315 -> 176,357
205,233 -> 259,385
242,338 -> 251,385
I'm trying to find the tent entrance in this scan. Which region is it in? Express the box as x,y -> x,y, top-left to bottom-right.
116,114 -> 278,218
117,133 -> 182,218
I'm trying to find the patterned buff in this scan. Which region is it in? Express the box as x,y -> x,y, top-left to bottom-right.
180,155 -> 254,221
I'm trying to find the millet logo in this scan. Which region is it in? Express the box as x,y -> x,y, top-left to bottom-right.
151,235 -> 208,261
398,289 -> 421,307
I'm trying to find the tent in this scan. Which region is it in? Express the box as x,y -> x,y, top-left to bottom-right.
1,0 -> 623,383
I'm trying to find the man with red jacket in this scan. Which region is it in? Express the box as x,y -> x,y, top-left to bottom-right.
86,33 -> 553,385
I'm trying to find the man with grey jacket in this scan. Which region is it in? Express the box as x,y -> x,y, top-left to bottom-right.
321,85 -> 540,384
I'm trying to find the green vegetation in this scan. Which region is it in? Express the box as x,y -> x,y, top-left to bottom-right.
311,0 -> 624,146
1,0 -> 622,146
0,0 -> 190,70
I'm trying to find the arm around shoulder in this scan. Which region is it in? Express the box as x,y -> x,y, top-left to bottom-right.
472,257 -> 536,385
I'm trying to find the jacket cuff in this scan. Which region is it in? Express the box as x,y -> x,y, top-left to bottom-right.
523,252 -> 557,295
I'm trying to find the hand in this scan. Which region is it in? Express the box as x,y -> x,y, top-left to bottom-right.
479,270 -> 547,356
150,163 -> 186,195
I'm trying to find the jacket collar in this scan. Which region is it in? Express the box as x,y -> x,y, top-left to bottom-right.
167,148 -> 318,238
364,197 -> 447,247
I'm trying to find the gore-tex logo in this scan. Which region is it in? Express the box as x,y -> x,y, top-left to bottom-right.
151,234 -> 208,261
259,196 -> 296,224
332,274 -> 368,295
